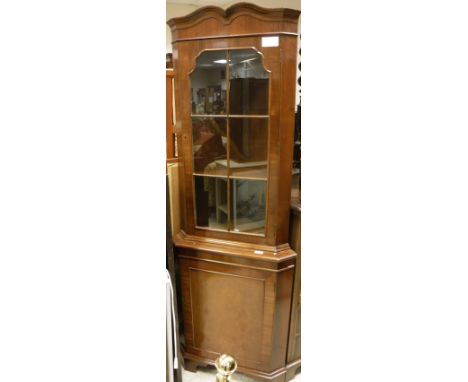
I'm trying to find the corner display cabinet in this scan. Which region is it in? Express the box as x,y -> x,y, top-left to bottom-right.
168,4 -> 300,382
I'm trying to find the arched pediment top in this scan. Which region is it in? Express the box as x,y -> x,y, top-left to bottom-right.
167,2 -> 300,32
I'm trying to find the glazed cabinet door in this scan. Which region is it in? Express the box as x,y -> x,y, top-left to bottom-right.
190,49 -> 270,237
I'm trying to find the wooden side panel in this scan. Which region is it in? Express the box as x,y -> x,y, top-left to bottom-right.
287,208 -> 301,363
167,161 -> 181,236
276,35 -> 298,244
271,266 -> 294,369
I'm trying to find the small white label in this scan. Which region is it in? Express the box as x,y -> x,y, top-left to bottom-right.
262,36 -> 279,47
254,250 -> 264,255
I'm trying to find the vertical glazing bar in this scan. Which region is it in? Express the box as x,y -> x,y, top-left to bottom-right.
226,50 -> 231,231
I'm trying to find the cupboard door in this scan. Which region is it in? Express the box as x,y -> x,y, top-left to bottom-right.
179,255 -> 292,372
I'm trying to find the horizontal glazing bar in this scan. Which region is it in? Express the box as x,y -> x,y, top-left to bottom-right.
193,173 -> 228,179
194,225 -> 266,237
228,115 -> 269,118
229,176 -> 267,181
191,114 -> 227,118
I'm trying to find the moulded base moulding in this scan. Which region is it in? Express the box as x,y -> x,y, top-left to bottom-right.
182,352 -> 291,382
285,359 -> 301,382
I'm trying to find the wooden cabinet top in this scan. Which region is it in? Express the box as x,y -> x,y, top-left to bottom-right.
168,3 -> 300,44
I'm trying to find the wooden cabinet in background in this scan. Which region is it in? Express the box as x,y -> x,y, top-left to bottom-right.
166,69 -> 176,160
168,4 -> 300,382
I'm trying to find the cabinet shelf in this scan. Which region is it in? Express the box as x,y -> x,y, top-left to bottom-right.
193,172 -> 228,178
191,114 -> 269,118
232,218 -> 265,233
228,115 -> 269,119
191,114 -> 226,118
214,159 -> 267,180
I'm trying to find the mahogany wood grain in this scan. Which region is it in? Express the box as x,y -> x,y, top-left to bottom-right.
167,161 -> 181,236
168,3 -> 300,44
168,4 -> 300,381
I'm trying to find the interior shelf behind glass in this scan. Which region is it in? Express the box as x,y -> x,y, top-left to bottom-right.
190,49 -> 270,236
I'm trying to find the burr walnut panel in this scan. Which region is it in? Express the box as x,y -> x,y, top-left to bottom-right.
189,267 -> 265,366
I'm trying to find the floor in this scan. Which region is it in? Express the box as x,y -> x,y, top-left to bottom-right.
181,365 -> 301,382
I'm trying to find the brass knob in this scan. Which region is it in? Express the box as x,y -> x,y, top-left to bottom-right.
215,354 -> 237,382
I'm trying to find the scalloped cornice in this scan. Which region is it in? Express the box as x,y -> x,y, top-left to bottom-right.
167,2 -> 301,31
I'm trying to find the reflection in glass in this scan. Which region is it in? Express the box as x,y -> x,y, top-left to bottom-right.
190,51 -> 227,115
228,118 -> 268,179
190,49 -> 270,236
229,50 -> 269,115
231,179 -> 266,234
192,118 -> 227,176
194,176 -> 228,230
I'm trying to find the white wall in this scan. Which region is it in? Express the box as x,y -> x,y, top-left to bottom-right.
166,3 -> 199,53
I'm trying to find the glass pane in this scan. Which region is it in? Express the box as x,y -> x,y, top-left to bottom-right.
194,176 -> 228,230
228,118 -> 268,179
192,117 -> 227,176
229,50 -> 269,115
190,51 -> 227,115
230,179 -> 266,234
